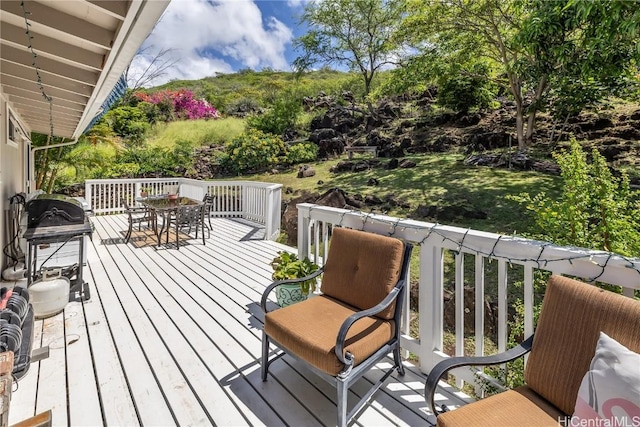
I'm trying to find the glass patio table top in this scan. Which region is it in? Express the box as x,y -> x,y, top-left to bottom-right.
138,196 -> 203,246
139,196 -> 201,211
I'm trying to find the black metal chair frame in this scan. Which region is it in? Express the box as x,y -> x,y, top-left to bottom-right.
424,335 -> 534,418
167,204 -> 206,249
202,194 -> 217,234
122,198 -> 155,243
260,243 -> 413,427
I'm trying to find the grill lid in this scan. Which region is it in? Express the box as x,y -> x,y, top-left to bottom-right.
25,194 -> 85,228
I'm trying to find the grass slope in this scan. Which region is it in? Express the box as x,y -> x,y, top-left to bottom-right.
146,117 -> 245,148
153,69 -> 364,114
245,153 -> 560,235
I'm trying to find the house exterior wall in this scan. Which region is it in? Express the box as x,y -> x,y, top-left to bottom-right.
1,93 -> 29,271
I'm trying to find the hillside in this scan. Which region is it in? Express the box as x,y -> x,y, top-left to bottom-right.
150,69 -> 364,115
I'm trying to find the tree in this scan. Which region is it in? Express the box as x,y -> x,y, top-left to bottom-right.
124,46 -> 179,92
401,0 -> 640,149
295,0 -> 405,96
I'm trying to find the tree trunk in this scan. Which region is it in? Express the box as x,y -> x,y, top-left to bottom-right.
524,76 -> 548,144
45,169 -> 57,194
35,135 -> 52,189
525,109 -> 537,143
515,108 -> 526,150
508,74 -> 527,150
364,74 -> 372,96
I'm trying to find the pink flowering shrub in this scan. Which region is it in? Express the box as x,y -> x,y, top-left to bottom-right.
134,89 -> 219,120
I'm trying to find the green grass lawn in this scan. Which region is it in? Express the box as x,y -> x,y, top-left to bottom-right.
245,153 -> 560,235
147,117 -> 245,148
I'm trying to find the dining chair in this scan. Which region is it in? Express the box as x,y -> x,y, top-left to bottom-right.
167,204 -> 206,249
202,194 -> 217,234
121,198 -> 154,243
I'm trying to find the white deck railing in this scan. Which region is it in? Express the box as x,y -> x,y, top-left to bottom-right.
297,203 -> 640,390
85,178 -> 282,240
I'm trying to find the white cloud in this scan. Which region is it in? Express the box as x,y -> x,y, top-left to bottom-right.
129,0 -> 294,87
286,0 -> 305,7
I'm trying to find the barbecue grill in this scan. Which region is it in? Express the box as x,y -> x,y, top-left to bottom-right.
23,194 -> 92,301
25,194 -> 85,228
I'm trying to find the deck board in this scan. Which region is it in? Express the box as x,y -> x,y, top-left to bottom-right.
8,215 -> 467,426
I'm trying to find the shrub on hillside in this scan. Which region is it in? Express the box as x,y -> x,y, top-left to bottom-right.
222,130 -> 287,174
489,140 -> 640,393
437,62 -> 496,113
226,97 -> 262,117
134,89 -> 219,121
105,106 -> 149,145
286,142 -> 318,165
246,95 -> 302,135
509,139 -> 640,257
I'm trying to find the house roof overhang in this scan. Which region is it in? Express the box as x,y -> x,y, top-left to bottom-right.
0,0 -> 170,139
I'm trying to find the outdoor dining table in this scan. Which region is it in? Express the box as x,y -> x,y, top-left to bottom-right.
138,196 -> 203,246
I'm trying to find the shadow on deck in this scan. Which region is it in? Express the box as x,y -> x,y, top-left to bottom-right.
6,215 -> 466,426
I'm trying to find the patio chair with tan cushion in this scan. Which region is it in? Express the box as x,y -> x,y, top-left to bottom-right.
425,275 -> 640,426
260,227 -> 413,427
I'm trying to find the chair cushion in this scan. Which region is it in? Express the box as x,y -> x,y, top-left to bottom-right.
437,385 -> 565,427
320,228 -> 405,320
525,275 -> 640,415
264,295 -> 395,376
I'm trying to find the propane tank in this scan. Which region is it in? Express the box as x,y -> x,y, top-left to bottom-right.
29,268 -> 70,319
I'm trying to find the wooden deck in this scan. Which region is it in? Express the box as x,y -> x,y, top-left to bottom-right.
7,214 -> 467,426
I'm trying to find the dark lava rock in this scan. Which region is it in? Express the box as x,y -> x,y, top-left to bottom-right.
378,144 -> 405,158
330,161 -> 355,173
309,128 -> 338,143
399,159 -> 417,168
297,165 -> 316,178
364,195 -> 384,205
318,137 -> 345,158
367,178 -> 379,186
414,203 -> 488,222
282,191 -> 320,245
352,161 -> 369,172
454,113 -> 482,128
387,158 -> 399,170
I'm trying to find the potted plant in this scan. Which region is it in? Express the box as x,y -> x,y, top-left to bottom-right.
140,186 -> 150,198
270,251 -> 320,307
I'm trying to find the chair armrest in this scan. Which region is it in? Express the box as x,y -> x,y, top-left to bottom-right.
127,206 -> 150,213
335,280 -> 406,365
260,267 -> 325,313
424,334 -> 534,416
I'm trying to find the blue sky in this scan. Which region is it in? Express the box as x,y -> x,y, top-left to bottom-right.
128,0 -> 310,87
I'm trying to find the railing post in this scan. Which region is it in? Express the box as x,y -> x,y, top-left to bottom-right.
297,203 -> 312,259
84,181 -> 92,211
241,183 -> 247,219
270,186 -> 282,240
265,188 -> 274,240
420,242 -> 444,373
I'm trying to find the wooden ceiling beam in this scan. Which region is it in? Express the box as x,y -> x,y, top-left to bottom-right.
1,62 -> 94,97
0,1 -> 114,50
86,1 -> 129,20
1,23 -> 104,70
1,44 -> 100,84
2,86 -> 86,111
1,75 -> 90,104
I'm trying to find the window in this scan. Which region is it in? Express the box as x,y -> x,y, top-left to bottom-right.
7,108 -> 26,148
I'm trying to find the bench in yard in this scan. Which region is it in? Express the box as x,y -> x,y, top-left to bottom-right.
344,146 -> 377,159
